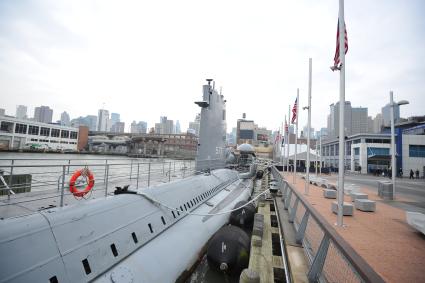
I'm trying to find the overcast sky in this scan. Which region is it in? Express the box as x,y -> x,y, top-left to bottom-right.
1,0 -> 424,133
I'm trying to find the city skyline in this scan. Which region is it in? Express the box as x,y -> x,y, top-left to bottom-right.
0,0 -> 424,133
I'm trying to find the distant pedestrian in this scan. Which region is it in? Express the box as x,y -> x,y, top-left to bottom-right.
399,168 -> 403,178
416,169 -> 420,179
410,169 -> 414,179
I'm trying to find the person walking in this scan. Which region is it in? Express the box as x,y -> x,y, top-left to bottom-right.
410,169 -> 414,179
415,169 -> 420,179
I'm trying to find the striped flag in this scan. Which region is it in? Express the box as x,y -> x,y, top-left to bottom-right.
331,20 -> 348,71
284,118 -> 289,134
291,98 -> 298,124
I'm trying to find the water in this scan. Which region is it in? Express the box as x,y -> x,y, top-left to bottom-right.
0,152 -> 194,193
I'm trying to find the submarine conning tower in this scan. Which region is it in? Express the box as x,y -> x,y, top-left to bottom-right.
195,79 -> 227,172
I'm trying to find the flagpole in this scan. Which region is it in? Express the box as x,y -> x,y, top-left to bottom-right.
293,89 -> 299,184
287,105 -> 290,172
280,121 -> 284,165
337,0 -> 346,227
305,58 -> 312,195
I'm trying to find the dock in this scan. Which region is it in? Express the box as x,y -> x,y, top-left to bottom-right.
244,166 -> 425,283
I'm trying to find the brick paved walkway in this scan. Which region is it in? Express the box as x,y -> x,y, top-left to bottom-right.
283,172 -> 425,283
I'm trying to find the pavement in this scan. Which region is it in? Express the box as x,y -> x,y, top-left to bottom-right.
324,173 -> 425,213
282,172 -> 425,283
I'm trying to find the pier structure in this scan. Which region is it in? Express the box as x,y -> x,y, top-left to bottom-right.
267,166 -> 425,283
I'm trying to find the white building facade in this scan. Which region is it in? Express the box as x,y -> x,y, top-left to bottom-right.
0,116 -> 79,151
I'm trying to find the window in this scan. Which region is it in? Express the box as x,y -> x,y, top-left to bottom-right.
352,139 -> 361,144
70,131 -> 78,139
354,148 -> 360,156
61,130 -> 69,139
148,223 -> 153,233
30,138 -> 38,142
131,232 -> 138,243
15,123 -> 27,134
28,125 -> 39,135
40,127 -> 50,136
82,258 -> 91,275
409,145 -> 425,158
0,121 -> 14,133
50,140 -> 58,143
367,147 -> 390,157
51,129 -> 60,137
161,216 -> 166,225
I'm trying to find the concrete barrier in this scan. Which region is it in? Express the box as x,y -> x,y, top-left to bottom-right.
323,189 -> 337,199
350,192 -> 368,202
354,199 -> 376,212
332,201 -> 354,216
406,212 -> 425,235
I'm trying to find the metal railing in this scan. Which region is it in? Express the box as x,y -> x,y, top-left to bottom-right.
271,166 -> 385,283
0,158 -> 196,208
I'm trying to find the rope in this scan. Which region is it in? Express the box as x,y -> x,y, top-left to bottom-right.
137,184 -> 270,217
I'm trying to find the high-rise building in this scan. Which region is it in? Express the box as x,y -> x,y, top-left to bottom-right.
111,121 -> 125,133
382,103 -> 400,127
155,116 -> 174,134
302,125 -> 315,139
70,115 -> 97,131
110,113 -> 120,125
351,107 -> 368,134
34,106 -> 53,123
188,113 -> 201,136
373,113 -> 384,133
130,121 -> 147,134
97,109 -> 109,131
327,102 -> 368,138
60,111 -> 70,126
175,120 -> 181,134
16,105 -> 27,119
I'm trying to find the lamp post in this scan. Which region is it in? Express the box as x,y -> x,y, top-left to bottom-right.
390,91 -> 409,199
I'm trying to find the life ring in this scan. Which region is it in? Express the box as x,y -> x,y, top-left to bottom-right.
69,168 -> 95,197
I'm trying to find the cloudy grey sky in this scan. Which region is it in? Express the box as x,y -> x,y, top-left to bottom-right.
1,0 -> 424,133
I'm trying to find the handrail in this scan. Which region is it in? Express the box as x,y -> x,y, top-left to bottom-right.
272,166 -> 385,283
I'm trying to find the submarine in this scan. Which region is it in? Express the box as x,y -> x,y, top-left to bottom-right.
0,80 -> 260,283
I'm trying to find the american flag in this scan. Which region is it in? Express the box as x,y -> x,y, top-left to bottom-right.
332,20 -> 348,71
291,98 -> 298,124
284,118 -> 289,134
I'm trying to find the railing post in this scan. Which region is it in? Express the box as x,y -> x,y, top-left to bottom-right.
168,162 -> 171,182
105,164 -> 109,197
295,210 -> 310,244
60,165 -> 65,207
8,160 -> 14,200
174,161 -> 176,173
307,234 -> 330,282
67,159 -> 71,174
136,163 -> 140,188
163,162 -> 165,175
284,189 -> 292,210
130,159 -> 133,180
183,161 -> 186,178
148,163 -> 151,187
289,197 -> 299,223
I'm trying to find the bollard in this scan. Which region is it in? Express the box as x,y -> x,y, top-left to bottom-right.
130,159 -> 133,180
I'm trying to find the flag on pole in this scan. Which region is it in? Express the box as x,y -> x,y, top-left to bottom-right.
284,118 -> 289,134
291,98 -> 298,124
331,19 -> 348,71
274,131 -> 281,143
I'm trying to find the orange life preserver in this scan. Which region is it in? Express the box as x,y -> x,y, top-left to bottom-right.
69,168 -> 95,197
